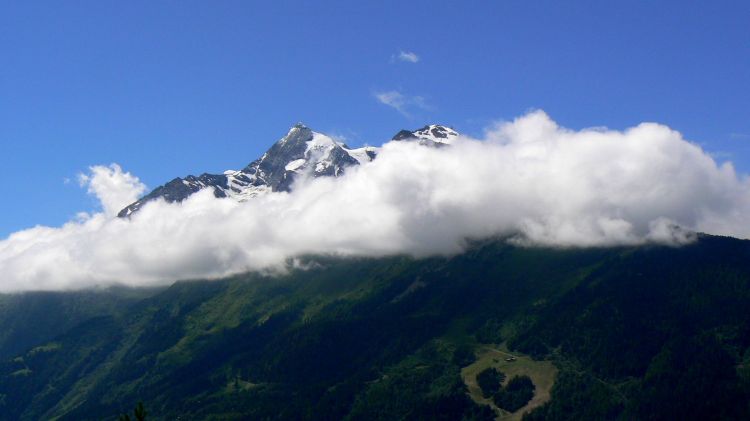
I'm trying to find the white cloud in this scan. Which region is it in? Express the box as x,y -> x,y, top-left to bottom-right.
78,164 -> 147,217
396,50 -> 419,63
374,90 -> 428,117
1,110 -> 750,292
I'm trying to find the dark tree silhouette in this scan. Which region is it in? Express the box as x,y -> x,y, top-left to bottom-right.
118,401 -> 147,421
476,367 -> 505,397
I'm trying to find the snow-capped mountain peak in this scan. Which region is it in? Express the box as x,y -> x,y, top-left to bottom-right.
391,124 -> 459,146
118,123 -> 457,217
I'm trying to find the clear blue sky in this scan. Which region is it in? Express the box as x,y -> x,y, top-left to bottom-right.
1,1 -> 749,237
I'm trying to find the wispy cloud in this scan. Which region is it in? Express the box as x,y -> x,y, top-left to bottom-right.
709,151 -> 734,161
396,50 -> 419,63
374,90 -> 428,117
326,128 -> 360,146
730,132 -> 750,140
77,164 -> 146,217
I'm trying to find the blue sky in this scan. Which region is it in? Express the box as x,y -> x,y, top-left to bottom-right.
1,1 -> 749,237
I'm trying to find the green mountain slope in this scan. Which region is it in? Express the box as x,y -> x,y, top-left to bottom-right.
1,235 -> 749,420
0,288 -> 159,360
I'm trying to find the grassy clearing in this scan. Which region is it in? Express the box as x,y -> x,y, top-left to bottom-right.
28,342 -> 61,356
461,343 -> 557,421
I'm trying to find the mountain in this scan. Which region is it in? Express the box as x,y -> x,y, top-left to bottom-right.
1,235 -> 750,420
118,123 -> 457,217
391,124 -> 459,146
4,122 -> 749,420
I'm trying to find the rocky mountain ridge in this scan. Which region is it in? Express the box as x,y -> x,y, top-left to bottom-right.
118,123 -> 458,217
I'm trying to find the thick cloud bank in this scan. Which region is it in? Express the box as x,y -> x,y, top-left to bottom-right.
2,111 -> 749,291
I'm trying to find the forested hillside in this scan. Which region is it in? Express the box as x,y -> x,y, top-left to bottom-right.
1,235 -> 749,420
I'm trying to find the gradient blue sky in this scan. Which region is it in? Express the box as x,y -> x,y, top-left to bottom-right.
1,1 -> 749,237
